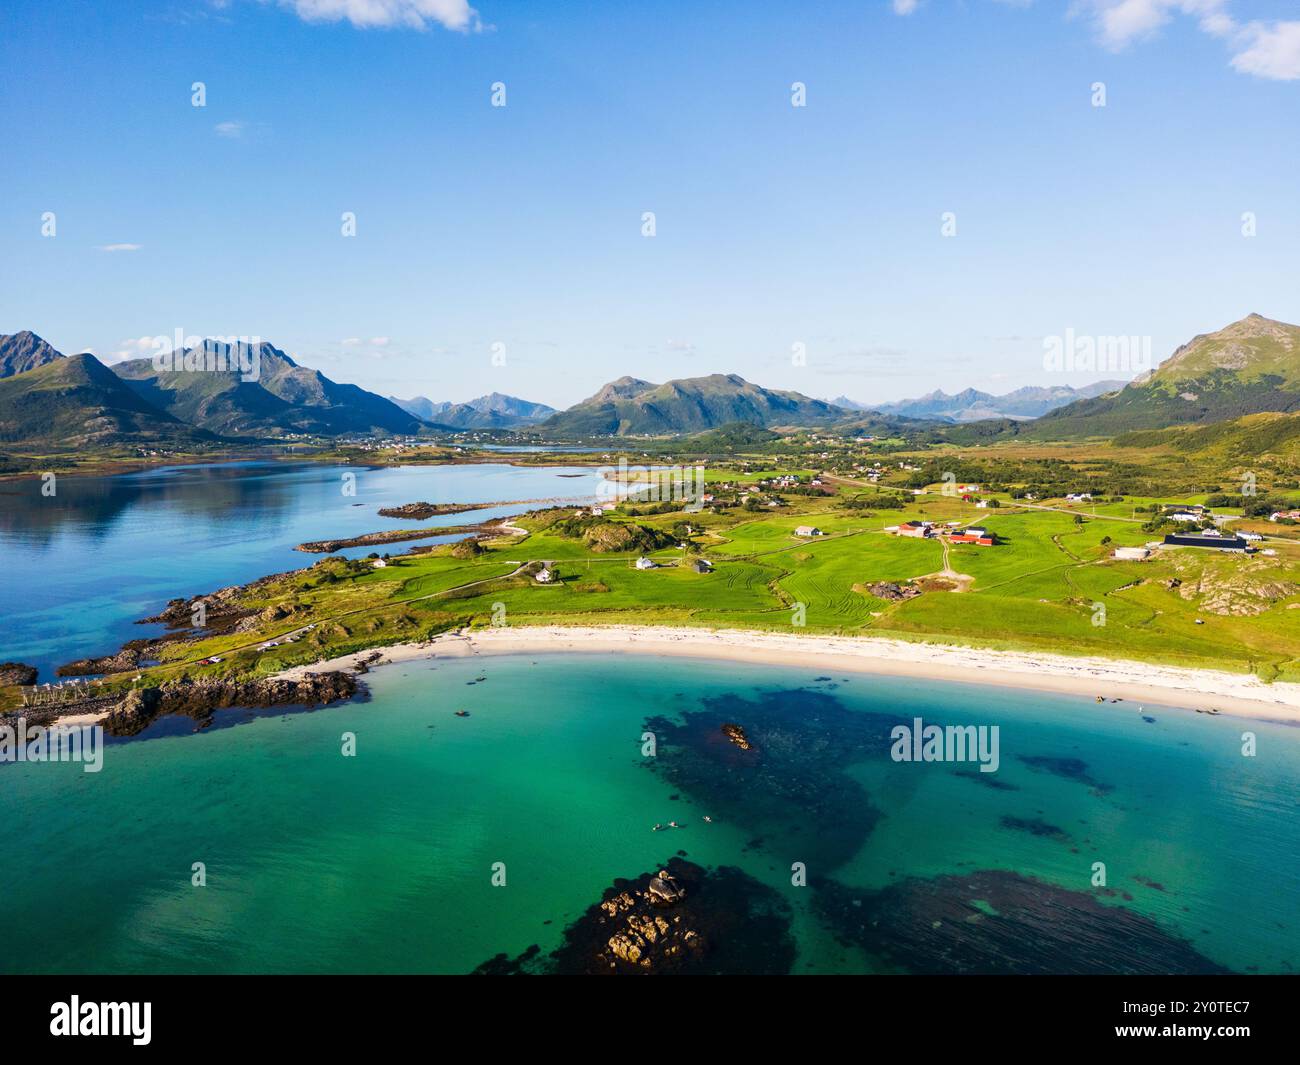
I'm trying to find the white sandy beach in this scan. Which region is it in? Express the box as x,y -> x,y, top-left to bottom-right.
273,625 -> 1300,725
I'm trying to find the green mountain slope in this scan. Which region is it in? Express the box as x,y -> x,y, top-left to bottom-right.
541,373 -> 846,436
1115,410 -> 1300,463
1030,314 -> 1300,438
0,352 -> 203,447
114,340 -> 422,438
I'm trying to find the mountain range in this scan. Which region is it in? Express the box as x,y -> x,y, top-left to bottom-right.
3,314 -> 1298,449
837,382 -> 1125,422
389,392 -> 556,430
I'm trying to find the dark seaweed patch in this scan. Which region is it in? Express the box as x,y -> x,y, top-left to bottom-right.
954,768 -> 1020,791
1017,755 -> 1112,793
1000,816 -> 1069,841
643,688 -> 907,870
812,869 -> 1230,975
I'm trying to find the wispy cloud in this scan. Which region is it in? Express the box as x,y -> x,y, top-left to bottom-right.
267,0 -> 484,32
97,243 -> 142,252
893,1 -> 1300,81
215,120 -> 246,138
1073,1 -> 1300,81
106,336 -> 159,363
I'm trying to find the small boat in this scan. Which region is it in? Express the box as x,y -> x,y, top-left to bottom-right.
702,816 -> 713,823
454,710 -> 470,718
652,824 -> 664,832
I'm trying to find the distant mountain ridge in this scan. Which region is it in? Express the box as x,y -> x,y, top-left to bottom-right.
390,391 -> 556,429
541,373 -> 846,436
837,382 -> 1124,422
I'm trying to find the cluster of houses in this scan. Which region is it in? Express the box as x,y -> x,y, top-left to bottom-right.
1270,509 -> 1300,522
889,521 -> 996,546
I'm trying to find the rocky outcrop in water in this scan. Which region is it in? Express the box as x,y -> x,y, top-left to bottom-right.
720,722 -> 752,750
470,858 -> 795,975
104,671 -> 359,736
378,501 -> 490,520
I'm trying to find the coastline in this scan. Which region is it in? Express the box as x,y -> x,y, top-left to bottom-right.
272,624 -> 1300,725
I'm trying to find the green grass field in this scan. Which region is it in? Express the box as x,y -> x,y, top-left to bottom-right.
23,479 -> 1300,708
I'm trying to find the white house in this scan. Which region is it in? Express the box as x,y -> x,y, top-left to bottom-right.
536,564 -> 555,583
371,558 -> 388,568
794,525 -> 822,537
1168,512 -> 1201,523
635,557 -> 657,570
1066,492 -> 1093,502
1239,531 -> 1263,542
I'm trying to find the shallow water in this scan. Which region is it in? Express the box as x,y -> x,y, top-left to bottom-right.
2,653 -> 1295,974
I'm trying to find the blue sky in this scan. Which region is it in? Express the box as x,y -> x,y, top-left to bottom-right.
2,0 -> 1297,408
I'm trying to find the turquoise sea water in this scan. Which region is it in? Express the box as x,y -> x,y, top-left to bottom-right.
2,653 -> 1297,974
0,460 -> 605,679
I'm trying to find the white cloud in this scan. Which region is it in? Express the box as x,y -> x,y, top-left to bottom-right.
369,336 -> 390,346
341,337 -> 362,346
215,120 -> 246,138
666,338 -> 696,354
270,0 -> 483,32
1231,20 -> 1300,80
106,336 -> 159,362
1007,1 -> 1300,82
892,0 -> 920,13
97,243 -> 142,252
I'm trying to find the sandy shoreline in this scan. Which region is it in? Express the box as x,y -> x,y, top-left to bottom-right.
273,625 -> 1300,725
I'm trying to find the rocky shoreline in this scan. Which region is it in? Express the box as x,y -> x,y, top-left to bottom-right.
101,671 -> 360,736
